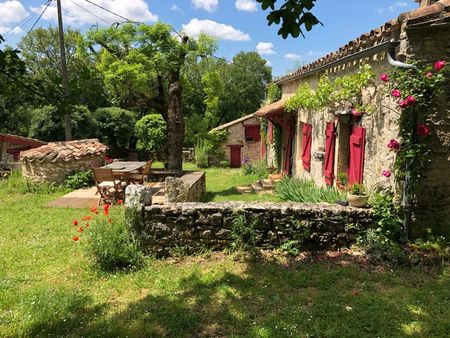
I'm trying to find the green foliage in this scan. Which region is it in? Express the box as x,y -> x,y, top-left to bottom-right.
348,183 -> 366,196
371,192 -> 403,241
266,83 -> 281,104
194,129 -> 228,167
0,171 -> 63,194
256,0 -> 321,39
241,160 -> 268,178
337,172 -> 348,186
84,207 -> 144,271
356,228 -> 407,264
135,114 -> 167,159
219,160 -> 230,168
285,65 -> 374,112
64,171 -> 94,190
276,177 -> 345,203
94,107 -> 136,157
280,221 -> 311,256
230,211 -> 257,252
194,141 -> 210,168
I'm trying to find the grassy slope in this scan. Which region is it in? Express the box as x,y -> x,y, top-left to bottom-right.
0,184 -> 449,337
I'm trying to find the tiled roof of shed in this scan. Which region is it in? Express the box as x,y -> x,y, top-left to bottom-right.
20,139 -> 107,162
274,0 -> 450,85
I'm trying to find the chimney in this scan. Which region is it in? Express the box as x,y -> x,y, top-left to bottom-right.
415,0 -> 439,7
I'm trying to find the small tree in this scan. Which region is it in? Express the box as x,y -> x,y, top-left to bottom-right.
135,114 -> 167,160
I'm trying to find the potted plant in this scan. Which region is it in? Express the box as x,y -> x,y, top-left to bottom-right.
347,183 -> 369,207
336,172 -> 348,190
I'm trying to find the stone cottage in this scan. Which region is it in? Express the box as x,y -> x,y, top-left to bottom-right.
20,139 -> 107,183
0,133 -> 47,164
210,113 -> 263,168
257,0 -> 449,236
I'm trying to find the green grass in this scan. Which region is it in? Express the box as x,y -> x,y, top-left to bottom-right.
0,177 -> 449,337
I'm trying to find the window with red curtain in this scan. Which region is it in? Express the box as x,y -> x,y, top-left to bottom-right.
244,125 -> 261,142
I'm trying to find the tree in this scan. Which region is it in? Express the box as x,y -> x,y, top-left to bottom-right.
256,0 -> 321,38
86,23 -> 215,170
135,114 -> 167,160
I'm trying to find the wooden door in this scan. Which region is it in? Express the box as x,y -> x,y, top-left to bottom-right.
324,122 -> 336,186
229,145 -> 242,168
348,126 -> 366,185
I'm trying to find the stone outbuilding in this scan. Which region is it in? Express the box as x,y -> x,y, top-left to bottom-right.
20,139 -> 107,183
0,133 -> 47,164
257,0 -> 450,236
210,113 -> 263,168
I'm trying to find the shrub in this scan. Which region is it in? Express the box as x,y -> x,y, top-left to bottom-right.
371,192 -> 403,241
135,114 -> 167,160
78,205 -> 144,271
64,171 -> 93,190
348,183 -> 366,195
241,158 -> 255,176
0,170 -> 63,194
230,211 -> 257,252
194,141 -> 209,168
276,177 -> 345,203
219,160 -> 230,168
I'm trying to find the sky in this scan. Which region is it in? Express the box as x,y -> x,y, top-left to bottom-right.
0,0 -> 419,77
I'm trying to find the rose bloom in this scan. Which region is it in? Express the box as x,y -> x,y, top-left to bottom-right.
391,89 -> 401,97
388,139 -> 400,150
406,95 -> 417,105
425,72 -> 433,78
399,100 -> 408,108
434,60 -> 445,71
380,73 -> 389,82
382,169 -> 392,178
416,124 -> 430,137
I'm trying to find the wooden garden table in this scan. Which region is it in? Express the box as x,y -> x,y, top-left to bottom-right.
101,161 -> 147,185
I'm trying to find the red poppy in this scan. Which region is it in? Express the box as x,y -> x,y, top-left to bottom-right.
117,199 -> 123,205
72,236 -> 79,241
90,207 -> 97,214
72,219 -> 78,226
78,226 -> 83,233
416,124 -> 430,137
103,210 -> 109,216
103,204 -> 110,211
108,218 -> 112,224
82,216 -> 92,221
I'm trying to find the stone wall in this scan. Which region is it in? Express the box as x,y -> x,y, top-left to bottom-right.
21,155 -> 104,183
165,171 -> 206,203
219,116 -> 262,165
125,187 -> 374,256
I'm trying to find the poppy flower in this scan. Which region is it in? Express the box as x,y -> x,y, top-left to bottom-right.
72,219 -> 78,226
117,199 -> 123,205
104,210 -> 109,216
387,139 -> 400,150
82,216 -> 92,221
72,236 -> 79,241
399,100 -> 408,108
380,73 -> 389,82
382,169 -> 392,178
78,226 -> 83,233
416,124 -> 430,137
434,60 -> 445,71
391,89 -> 401,98
90,207 -> 97,214
103,204 -> 110,211
406,95 -> 416,105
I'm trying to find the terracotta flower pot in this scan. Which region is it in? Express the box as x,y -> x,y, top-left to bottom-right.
347,193 -> 369,207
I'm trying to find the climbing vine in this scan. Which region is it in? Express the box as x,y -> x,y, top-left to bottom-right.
285,64 -> 375,113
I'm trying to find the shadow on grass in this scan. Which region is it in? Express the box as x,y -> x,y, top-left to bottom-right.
25,255 -> 450,337
202,187 -> 243,202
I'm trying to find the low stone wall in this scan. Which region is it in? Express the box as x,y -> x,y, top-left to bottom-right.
125,188 -> 374,256
165,171 -> 206,203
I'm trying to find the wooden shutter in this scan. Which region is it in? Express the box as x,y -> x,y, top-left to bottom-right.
324,122 -> 336,186
301,123 -> 312,172
244,125 -> 261,142
348,126 -> 366,185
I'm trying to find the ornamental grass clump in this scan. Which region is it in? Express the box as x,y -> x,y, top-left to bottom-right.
71,204 -> 144,271
276,177 -> 344,203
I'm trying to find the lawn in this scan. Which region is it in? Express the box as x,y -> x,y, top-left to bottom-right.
1,177 -> 449,337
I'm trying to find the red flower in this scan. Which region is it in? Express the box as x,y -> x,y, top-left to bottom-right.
434,60 -> 445,71
416,124 -> 430,137
78,226 -> 83,233
387,139 -> 400,150
86,223 -> 90,228
90,207 -> 97,214
104,210 -> 109,216
406,95 -> 416,105
108,218 -> 112,224
72,236 -> 79,241
399,100 -> 408,108
103,204 -> 110,211
117,199 -> 123,205
382,169 -> 392,178
351,109 -> 363,116
72,219 -> 78,226
391,89 -> 401,98
380,73 -> 389,82
82,216 -> 92,221
425,72 -> 433,78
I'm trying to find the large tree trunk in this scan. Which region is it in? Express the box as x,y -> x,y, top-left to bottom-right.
166,70 -> 184,170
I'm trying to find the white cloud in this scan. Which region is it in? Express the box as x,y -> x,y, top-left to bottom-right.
256,42 -> 275,55
191,0 -> 218,12
170,4 -> 184,15
34,0 -> 157,26
285,53 -> 301,60
235,0 -> 257,12
182,18 -> 250,41
0,0 -> 28,35
0,25 -> 22,35
377,2 -> 409,14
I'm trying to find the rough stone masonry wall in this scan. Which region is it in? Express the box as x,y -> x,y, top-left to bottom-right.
21,155 -> 104,183
219,116 -> 261,165
125,187 -> 374,256
165,171 -> 206,203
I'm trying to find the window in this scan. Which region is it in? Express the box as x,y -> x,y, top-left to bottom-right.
244,125 -> 261,142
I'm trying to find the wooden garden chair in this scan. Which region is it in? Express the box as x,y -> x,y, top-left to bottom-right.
128,160 -> 152,185
92,167 -> 124,206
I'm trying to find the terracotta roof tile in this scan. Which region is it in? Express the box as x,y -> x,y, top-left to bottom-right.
255,99 -> 287,117
20,139 -> 107,163
274,0 -> 449,85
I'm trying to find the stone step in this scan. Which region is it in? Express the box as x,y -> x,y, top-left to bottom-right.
269,173 -> 283,182
152,188 -> 166,205
236,185 -> 253,194
251,182 -> 264,192
260,178 -> 274,190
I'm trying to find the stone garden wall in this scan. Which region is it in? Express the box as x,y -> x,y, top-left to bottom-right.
125,186 -> 374,256
165,171 -> 206,203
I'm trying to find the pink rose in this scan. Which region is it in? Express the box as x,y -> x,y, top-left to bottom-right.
391,89 -> 401,98
406,95 -> 416,105
387,139 -> 400,150
399,100 -> 408,108
382,169 -> 392,178
434,60 -> 445,71
425,72 -> 433,78
380,73 -> 389,82
416,124 -> 430,137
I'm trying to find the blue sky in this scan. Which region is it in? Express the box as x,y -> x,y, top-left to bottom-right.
1,0 -> 418,76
